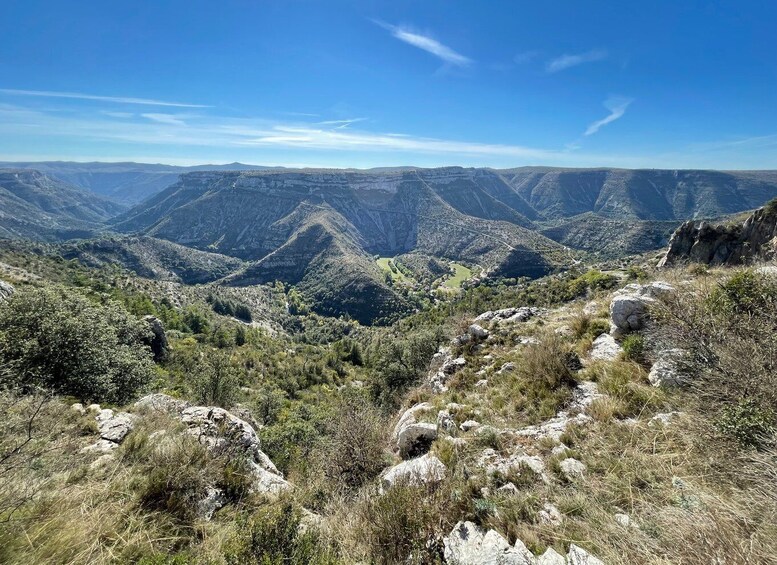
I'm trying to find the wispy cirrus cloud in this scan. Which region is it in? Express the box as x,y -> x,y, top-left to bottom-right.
0,88 -> 209,108
546,49 -> 607,73
585,96 -> 633,136
374,20 -> 472,67
316,117 -> 368,129
141,113 -> 188,126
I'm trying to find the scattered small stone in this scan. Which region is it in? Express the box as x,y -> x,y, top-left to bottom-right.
538,503 -> 563,526
498,361 -> 516,373
560,458 -> 586,481
437,410 -> 457,434
475,379 -> 488,388
554,325 -> 573,337
197,486 -> 227,520
496,482 -> 520,496
590,333 -> 623,361
614,513 -> 632,528
460,420 -> 482,432
650,411 -> 683,425
468,324 -> 490,340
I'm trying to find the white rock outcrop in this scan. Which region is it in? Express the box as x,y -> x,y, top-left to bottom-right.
98,412 -> 136,443
560,458 -> 587,481
443,521 -> 534,565
609,281 -> 675,337
136,394 -> 289,495
392,403 -> 437,458
0,280 -> 14,302
648,349 -> 689,387
381,453 -> 446,491
567,544 -> 605,565
589,333 -> 622,361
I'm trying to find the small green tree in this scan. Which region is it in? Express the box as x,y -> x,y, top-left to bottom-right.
191,350 -> 241,408
0,285 -> 154,403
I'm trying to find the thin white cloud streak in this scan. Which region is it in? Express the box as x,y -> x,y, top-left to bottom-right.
546,49 -> 607,73
316,117 -> 368,129
375,21 -> 472,67
0,88 -> 209,108
0,103 -> 578,162
585,97 -> 633,136
4,102 -> 772,169
142,113 -> 187,126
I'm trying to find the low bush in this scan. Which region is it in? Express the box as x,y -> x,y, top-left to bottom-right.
0,285 -> 155,403
223,499 -> 338,564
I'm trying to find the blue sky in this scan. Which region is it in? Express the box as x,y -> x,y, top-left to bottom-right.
0,0 -> 775,169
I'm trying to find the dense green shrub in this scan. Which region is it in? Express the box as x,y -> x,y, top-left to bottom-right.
621,334 -> 646,364
369,327 -> 446,406
717,399 -> 775,448
191,350 -> 241,408
224,500 -> 338,564
0,286 -> 155,403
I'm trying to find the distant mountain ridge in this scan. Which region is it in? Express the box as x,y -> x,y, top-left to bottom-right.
4,163 -> 777,322
0,161 -> 274,205
0,169 -> 124,241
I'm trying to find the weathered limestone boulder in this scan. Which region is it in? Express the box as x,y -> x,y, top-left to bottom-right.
614,513 -> 632,528
567,544 -> 605,565
514,412 -> 592,442
443,521 -> 534,565
437,410 -> 457,435
142,315 -> 169,362
134,393 -> 191,414
392,403 -> 437,458
609,281 -> 675,337
460,420 -> 482,432
468,324 -> 490,340
397,422 -> 438,459
429,350 -> 467,392
0,280 -> 14,302
95,408 -> 115,423
648,349 -> 689,387
197,486 -> 227,520
381,453 -> 446,491
478,448 -> 546,482
82,439 -> 119,453
130,400 -> 290,495
560,458 -> 586,481
659,205 -> 777,267
98,412 -> 136,443
536,548 -> 566,565
538,503 -> 563,527
589,333 -> 622,361
474,307 -> 542,325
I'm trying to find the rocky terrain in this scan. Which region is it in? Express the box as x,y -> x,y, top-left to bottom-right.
659,200 -> 777,266
1,227 -> 776,563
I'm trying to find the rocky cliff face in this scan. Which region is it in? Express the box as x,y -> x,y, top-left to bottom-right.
659,203 -> 777,266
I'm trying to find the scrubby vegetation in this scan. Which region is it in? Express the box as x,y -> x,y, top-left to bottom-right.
1,238 -> 777,564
